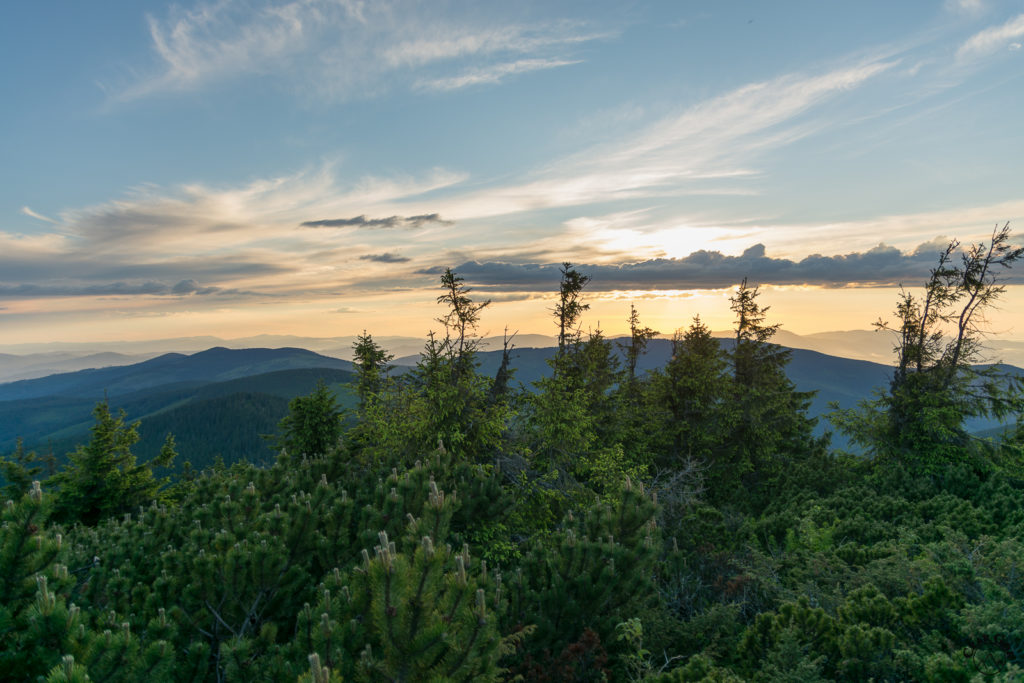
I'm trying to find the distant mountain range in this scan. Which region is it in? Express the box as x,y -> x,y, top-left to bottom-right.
0,334 -> 553,382
0,341 -> 1017,470
0,351 -> 155,384
5,329 -> 1024,383
0,346 -> 353,402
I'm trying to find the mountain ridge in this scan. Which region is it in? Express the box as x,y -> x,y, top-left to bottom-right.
0,347 -> 354,402
2,342 -> 1018,467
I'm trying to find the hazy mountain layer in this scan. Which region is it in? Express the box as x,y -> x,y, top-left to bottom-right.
0,347 -> 353,402
5,330 -> 1024,371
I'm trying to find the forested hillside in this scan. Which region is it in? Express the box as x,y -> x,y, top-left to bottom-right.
2,228 -> 1023,681
0,358 -> 358,469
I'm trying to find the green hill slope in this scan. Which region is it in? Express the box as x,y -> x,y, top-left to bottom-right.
3,366 -> 356,469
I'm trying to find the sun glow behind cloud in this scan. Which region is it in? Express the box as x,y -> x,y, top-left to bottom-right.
562,215 -> 737,261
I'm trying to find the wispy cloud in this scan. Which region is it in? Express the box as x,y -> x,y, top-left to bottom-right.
438,58 -> 895,220
946,0 -> 986,14
417,58 -> 582,91
17,24 -> 1019,329
754,199 -> 1024,257
957,13 -> 1024,59
114,0 -> 606,102
0,165 -> 463,305
382,22 -> 605,68
119,0 -> 311,99
0,279 -> 262,299
20,206 -> 58,224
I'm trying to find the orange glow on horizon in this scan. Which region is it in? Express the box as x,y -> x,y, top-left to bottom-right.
3,284 -> 1024,347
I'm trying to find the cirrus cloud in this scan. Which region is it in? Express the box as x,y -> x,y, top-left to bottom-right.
113,0 -> 609,102
0,279 -> 262,299
957,13 -> 1024,60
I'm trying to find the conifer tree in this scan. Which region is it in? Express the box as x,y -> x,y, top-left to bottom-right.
730,278 -> 787,391
0,484 -> 170,681
655,316 -> 730,468
721,280 -> 818,504
367,268 -> 505,465
347,332 -> 396,461
612,306 -> 660,469
276,380 -> 343,458
526,266 -> 599,476
527,367 -> 596,478
1,438 -> 48,499
832,223 -> 1024,474
50,401 -> 175,526
351,330 -> 393,411
579,327 -> 620,401
553,263 -> 591,362
488,327 -> 517,406
436,267 -> 491,377
619,303 -> 659,384
296,480 -> 505,681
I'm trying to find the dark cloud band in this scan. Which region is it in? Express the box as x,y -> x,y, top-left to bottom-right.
359,253 -> 411,263
419,240 -> 1008,291
301,213 -> 453,229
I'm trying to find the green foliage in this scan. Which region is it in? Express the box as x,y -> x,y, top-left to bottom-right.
135,391 -> 290,470
349,270 -> 508,467
351,330 -> 393,411
619,303 -> 659,384
553,262 -> 591,355
653,317 -> 729,470
504,479 -> 660,676
0,484 -> 77,678
721,279 -> 821,506
575,444 -> 648,500
526,372 -> 597,475
276,380 -> 343,458
647,653 -> 745,682
45,444 -> 514,681
45,655 -> 91,683
833,224 -> 1024,475
297,486 -> 504,681
1,437 -> 53,499
50,401 -> 175,526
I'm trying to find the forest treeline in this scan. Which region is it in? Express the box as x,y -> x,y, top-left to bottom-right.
2,225 -> 1024,681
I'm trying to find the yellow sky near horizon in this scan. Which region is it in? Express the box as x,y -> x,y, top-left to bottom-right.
4,283 -> 1024,348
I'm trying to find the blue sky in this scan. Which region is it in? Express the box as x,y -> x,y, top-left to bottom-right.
2,0 -> 1024,344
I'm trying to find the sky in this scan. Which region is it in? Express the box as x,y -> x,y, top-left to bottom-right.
2,0 -> 1024,347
